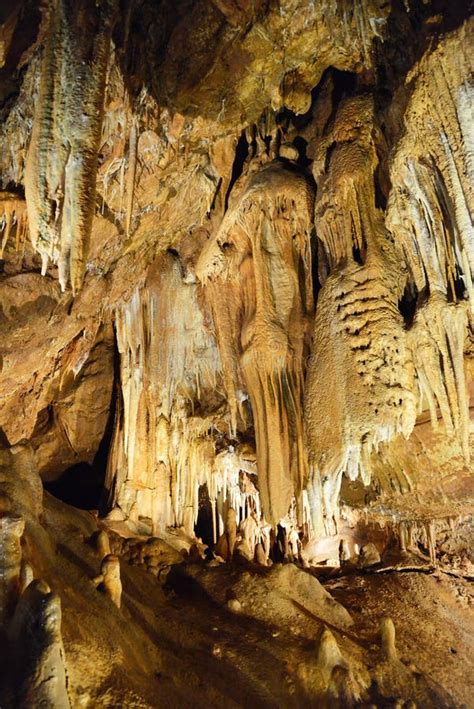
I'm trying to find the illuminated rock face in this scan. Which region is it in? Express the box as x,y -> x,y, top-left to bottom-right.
387,22 -> 473,461
0,2 -> 473,705
305,94 -> 417,535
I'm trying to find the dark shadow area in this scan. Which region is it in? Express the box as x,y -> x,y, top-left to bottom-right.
398,280 -> 425,328
194,483 -> 214,548
44,459 -> 106,511
45,333 -> 120,512
224,130 -> 249,211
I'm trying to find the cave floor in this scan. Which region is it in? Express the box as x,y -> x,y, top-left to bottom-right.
8,492 -> 472,708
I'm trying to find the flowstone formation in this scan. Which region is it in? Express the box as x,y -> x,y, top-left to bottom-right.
387,21 -> 473,460
197,161 -> 315,525
25,0 -> 118,293
305,92 -> 417,536
0,0 -> 473,706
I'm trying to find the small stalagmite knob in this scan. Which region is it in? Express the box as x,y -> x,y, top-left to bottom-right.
96,530 -> 111,560
102,555 -> 122,608
380,616 -> 397,662
317,628 -> 344,682
358,543 -> 381,567
254,542 -> 267,566
215,532 -> 229,561
19,561 -> 34,593
279,142 -> 299,161
93,554 -> 122,608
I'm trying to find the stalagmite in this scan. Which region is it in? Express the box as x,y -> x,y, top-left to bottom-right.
426,521 -> 436,566
19,562 -> 34,594
380,617 -> 397,662
9,579 -> 70,708
339,539 -> 351,565
317,628 -> 344,683
0,193 -> 28,257
359,543 -> 381,568
95,529 -> 111,560
224,507 -> 237,560
254,542 -> 267,566
24,0 -> 118,292
93,554 -> 122,608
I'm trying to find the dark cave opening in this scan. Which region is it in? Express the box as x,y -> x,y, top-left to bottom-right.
398,279 -> 425,328
224,130 -> 249,211
44,331 -> 120,512
43,388 -> 117,511
194,483 -> 214,548
44,459 -> 106,510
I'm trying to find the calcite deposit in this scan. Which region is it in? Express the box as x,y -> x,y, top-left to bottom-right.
0,0 -> 472,706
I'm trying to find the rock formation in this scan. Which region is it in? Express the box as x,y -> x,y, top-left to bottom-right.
9,579 -> 70,708
0,0 -> 472,705
24,0 -> 118,293
92,553 -> 122,608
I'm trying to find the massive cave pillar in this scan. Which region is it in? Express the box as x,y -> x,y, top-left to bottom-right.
197,162 -> 315,525
387,19 -> 473,460
305,95 -> 417,537
24,0 -> 118,293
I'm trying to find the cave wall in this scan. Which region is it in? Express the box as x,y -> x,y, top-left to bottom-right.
0,0 -> 472,549
0,1 -> 473,706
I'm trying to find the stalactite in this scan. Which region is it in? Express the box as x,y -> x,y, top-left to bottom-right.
24,0 -> 118,293
407,296 -> 470,458
125,117 -> 138,237
387,20 -> 473,309
106,251 -> 227,534
197,161 -> 315,525
0,194 -> 28,257
387,19 -> 473,459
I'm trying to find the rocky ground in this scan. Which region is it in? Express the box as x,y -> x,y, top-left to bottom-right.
2,490 -> 471,708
